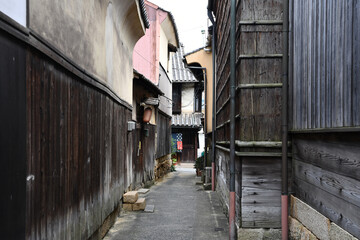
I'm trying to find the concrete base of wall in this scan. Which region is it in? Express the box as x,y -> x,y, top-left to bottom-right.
216,177 -> 229,217
290,195 -> 358,240
237,228 -> 281,240
89,202 -> 122,240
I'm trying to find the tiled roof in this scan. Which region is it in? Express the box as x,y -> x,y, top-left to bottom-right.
172,45 -> 198,83
160,9 -> 180,48
172,113 -> 203,128
139,0 -> 150,28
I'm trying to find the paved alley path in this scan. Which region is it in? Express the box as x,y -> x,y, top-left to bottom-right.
104,168 -> 229,240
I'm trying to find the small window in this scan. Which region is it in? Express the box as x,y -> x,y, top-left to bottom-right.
194,83 -> 203,112
172,83 -> 181,114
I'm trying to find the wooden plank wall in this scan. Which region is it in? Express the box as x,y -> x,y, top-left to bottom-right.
293,133 -> 360,238
291,1 -> 360,238
291,0 -> 360,130
214,0 -> 283,228
143,124 -> 156,182
156,112 -> 171,159
0,29 -> 27,240
0,14 -> 159,240
26,48 -> 131,239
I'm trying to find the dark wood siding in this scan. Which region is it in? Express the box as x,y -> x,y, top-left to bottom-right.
291,0 -> 360,130
156,111 -> 171,158
0,28 -> 27,240
214,0 -> 283,228
172,83 -> 181,114
293,133 -> 360,238
26,49 -> 131,239
132,124 -> 156,186
290,1 -> 360,238
0,12 -> 158,240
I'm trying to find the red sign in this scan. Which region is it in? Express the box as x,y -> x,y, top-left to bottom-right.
177,141 -> 183,150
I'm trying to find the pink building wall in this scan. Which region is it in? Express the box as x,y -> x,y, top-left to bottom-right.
133,1 -> 166,85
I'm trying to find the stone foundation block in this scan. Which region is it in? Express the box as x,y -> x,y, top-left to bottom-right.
123,191 -> 138,203
238,228 -> 282,240
330,223 -> 358,240
123,203 -> 133,211
291,196 -> 330,240
133,197 -> 146,211
289,216 -> 317,240
238,228 -> 263,240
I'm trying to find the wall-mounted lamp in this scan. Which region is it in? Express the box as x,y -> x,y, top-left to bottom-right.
143,107 -> 152,123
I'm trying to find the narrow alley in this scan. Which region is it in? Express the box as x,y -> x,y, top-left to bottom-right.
1,0 -> 360,239
104,165 -> 228,240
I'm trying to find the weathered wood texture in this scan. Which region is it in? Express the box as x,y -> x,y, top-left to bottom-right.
143,124 -> 156,182
0,29 -> 27,240
214,0 -> 283,228
291,0 -> 360,130
156,112 -> 171,158
293,133 -> 360,238
172,128 -> 198,163
131,124 -> 156,186
291,1 -> 360,238
0,14 -> 158,240
242,158 -> 281,228
26,49 -> 132,239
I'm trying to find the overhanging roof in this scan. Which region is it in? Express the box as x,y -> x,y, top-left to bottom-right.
172,45 -> 197,83
133,69 -> 164,96
172,113 -> 203,128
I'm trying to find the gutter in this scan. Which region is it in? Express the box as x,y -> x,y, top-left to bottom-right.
207,7 -> 216,192
281,0 -> 290,239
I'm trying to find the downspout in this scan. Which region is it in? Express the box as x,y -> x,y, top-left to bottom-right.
207,8 -> 216,192
203,69 -> 208,171
229,0 -> 237,239
281,0 -> 289,239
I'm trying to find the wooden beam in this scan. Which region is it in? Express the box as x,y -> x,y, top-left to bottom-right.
215,145 -> 289,157
237,83 -> 283,89
217,140 -> 290,148
239,20 -> 283,25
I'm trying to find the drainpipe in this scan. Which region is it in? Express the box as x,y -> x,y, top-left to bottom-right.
207,8 -> 216,192
203,69 -> 207,171
229,0 -> 237,239
281,0 -> 289,239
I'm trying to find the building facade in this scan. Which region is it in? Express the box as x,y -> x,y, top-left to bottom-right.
133,0 -> 179,179
208,0 -> 360,239
0,1 -> 149,239
171,45 -> 203,163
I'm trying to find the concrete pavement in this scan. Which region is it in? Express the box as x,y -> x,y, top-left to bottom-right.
104,166 -> 229,240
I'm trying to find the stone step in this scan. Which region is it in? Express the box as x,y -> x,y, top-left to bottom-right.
123,203 -> 133,211
123,191 -> 138,203
133,197 -> 146,211
137,188 -> 150,194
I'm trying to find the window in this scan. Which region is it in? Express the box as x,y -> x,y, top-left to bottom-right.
194,83 -> 203,112
172,83 -> 181,114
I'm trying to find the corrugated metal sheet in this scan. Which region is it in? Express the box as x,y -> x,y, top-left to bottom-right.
172,45 -> 197,83
172,113 -> 203,128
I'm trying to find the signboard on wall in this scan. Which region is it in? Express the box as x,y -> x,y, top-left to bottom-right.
171,133 -> 183,153
177,141 -> 183,150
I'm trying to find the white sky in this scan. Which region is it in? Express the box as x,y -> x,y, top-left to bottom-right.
149,0 -> 209,54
